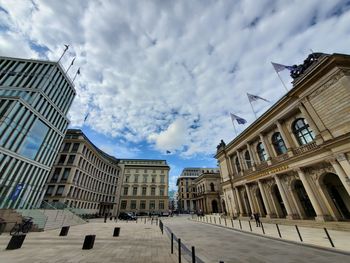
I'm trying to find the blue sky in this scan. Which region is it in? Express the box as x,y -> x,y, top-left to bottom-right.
1,0 -> 350,190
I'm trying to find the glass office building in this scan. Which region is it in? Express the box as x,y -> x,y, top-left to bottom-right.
0,56 -> 76,209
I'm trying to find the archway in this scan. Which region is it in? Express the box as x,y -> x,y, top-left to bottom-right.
293,180 -> 316,218
323,173 -> 350,219
256,188 -> 267,216
272,185 -> 287,218
212,200 -> 219,213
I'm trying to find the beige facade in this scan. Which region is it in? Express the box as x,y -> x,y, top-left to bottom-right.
118,159 -> 169,215
43,129 -> 122,216
216,53 -> 350,222
193,170 -> 222,214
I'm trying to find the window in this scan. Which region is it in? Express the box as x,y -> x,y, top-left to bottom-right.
160,175 -> 165,183
131,200 -> 137,209
58,154 -> 66,164
61,168 -> 70,182
140,200 -> 146,209
123,187 -> 128,195
121,200 -> 127,209
152,176 -> 156,183
235,157 -> 241,173
272,132 -> 287,155
133,187 -> 138,196
159,187 -> 164,196
142,187 -> 147,196
245,151 -> 252,168
72,143 -> 80,152
18,119 -> 49,160
67,155 -> 75,164
144,169 -> 147,173
151,187 -> 156,196
135,169 -> 139,173
45,186 -> 54,195
56,186 -> 65,196
159,200 -> 164,210
210,183 -> 215,192
51,168 -> 61,182
292,118 -> 315,145
149,200 -> 155,210
134,175 -> 139,183
257,142 -> 267,162
143,175 -> 147,183
161,170 -> 164,174
125,176 -> 129,183
63,143 -> 71,152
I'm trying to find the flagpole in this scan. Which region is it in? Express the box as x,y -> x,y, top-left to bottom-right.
65,57 -> 75,74
248,100 -> 257,120
72,68 -> 80,82
57,45 -> 69,63
276,71 -> 289,92
232,120 -> 238,137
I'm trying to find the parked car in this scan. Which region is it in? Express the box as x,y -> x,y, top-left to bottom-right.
118,212 -> 137,220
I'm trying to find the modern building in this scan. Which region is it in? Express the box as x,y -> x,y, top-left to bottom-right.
193,169 -> 222,214
43,129 -> 123,216
176,168 -> 218,213
118,159 -> 170,215
0,56 -> 76,209
216,53 -> 350,221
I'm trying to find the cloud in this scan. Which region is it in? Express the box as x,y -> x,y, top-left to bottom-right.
1,0 -> 350,158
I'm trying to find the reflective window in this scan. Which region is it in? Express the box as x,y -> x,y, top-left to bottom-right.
272,132 -> 287,155
257,142 -> 267,162
56,185 -> 65,196
245,151 -> 252,168
63,143 -> 71,152
235,157 -> 241,173
18,119 -> 49,160
292,118 -> 315,145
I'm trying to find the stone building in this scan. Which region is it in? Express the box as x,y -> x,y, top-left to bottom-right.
193,169 -> 222,214
0,56 -> 75,209
216,53 -> 350,221
118,159 -> 170,215
43,129 -> 122,216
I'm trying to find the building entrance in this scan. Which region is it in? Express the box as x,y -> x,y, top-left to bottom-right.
212,200 -> 219,213
256,188 -> 267,216
294,180 -> 316,218
272,185 -> 287,218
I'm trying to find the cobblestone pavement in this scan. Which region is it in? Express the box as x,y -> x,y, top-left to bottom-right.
164,216 -> 350,263
0,219 -> 178,263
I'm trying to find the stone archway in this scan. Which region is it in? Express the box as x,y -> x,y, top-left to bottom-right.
321,173 -> 350,220
271,184 -> 287,218
292,180 -> 316,218
212,200 -> 219,213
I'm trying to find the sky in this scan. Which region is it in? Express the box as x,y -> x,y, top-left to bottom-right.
1,0 -> 350,191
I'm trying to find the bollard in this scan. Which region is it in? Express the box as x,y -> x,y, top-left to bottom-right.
224,218 -> 227,226
59,226 -> 70,236
231,219 -> 234,228
324,228 -> 334,247
178,238 -> 182,263
0,222 -> 7,235
261,222 -> 265,234
82,235 -> 95,250
295,225 -> 302,242
239,219 -> 242,229
219,218 -> 221,225
171,233 -> 174,254
113,227 -> 120,237
214,217 -> 216,224
191,246 -> 196,263
276,224 -> 281,238
248,220 -> 252,232
6,234 -> 26,250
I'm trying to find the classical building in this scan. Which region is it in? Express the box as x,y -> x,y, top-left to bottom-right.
0,56 -> 76,209
216,53 -> 350,222
43,129 -> 123,216
118,159 -> 170,215
176,168 -> 218,213
193,169 -> 222,214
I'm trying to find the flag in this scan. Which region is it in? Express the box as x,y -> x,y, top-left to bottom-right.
64,44 -> 69,51
70,57 -> 76,66
271,62 -> 294,73
84,113 -> 89,122
77,68 -> 80,75
247,93 -> 270,103
230,113 -> 247,125
166,150 -> 171,154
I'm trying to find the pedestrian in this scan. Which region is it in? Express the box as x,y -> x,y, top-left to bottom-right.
254,213 -> 261,227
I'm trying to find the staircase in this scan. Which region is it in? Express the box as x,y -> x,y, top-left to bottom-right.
40,209 -> 86,230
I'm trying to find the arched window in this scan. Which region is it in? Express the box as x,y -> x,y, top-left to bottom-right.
235,156 -> 241,173
257,142 -> 267,162
272,132 -> 287,155
210,183 -> 215,192
292,118 -> 315,145
245,151 -> 252,168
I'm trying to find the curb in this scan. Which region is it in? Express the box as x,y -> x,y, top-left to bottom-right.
189,218 -> 350,256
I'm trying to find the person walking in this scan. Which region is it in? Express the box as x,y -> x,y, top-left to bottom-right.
254,213 -> 261,227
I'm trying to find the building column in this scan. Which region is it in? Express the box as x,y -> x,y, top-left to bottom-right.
329,159 -> 350,197
276,121 -> 294,157
245,184 -> 255,214
236,151 -> 244,175
247,143 -> 257,170
258,180 -> 272,218
259,134 -> 272,164
234,187 -> 244,216
227,191 -> 237,217
336,153 -> 350,180
273,175 -> 295,219
295,168 -> 328,221
298,103 -> 324,144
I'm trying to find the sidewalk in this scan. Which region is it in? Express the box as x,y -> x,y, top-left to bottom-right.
193,215 -> 350,253
0,218 -> 179,263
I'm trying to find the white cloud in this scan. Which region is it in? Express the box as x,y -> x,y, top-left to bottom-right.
1,0 -> 350,157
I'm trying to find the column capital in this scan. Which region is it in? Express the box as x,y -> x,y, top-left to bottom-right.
325,157 -> 338,165
294,167 -> 303,174
336,153 -> 347,162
